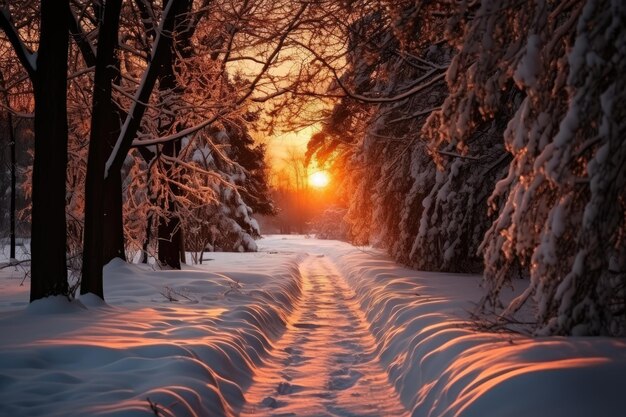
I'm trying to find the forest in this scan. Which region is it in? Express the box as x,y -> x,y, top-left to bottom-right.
306,0 -> 626,336
0,0 -> 624,344
1,1 -> 625,416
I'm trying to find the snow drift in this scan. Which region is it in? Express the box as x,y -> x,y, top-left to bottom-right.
0,251 -> 302,417
1,236 -> 625,417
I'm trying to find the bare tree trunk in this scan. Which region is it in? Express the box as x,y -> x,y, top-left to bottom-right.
142,214 -> 151,264
9,118 -> 16,259
102,55 -> 127,264
0,70 -> 16,259
68,6 -> 126,265
179,228 -> 186,263
9,112 -> 15,260
102,169 -> 126,263
81,0 -> 123,298
30,0 -> 70,301
157,204 -> 182,268
156,0 -> 193,269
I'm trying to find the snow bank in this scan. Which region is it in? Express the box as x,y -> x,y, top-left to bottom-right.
322,242 -> 626,417
2,237 -> 624,417
0,251 -> 303,417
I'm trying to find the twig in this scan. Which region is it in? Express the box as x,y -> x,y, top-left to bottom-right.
146,398 -> 162,416
224,279 -> 242,296
159,286 -> 193,302
437,150 -> 482,161
466,308 -> 535,336
0,258 -> 30,269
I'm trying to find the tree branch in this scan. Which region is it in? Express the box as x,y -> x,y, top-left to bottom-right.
68,7 -> 96,67
104,0 -> 177,178
127,2 -> 309,149
293,38 -> 447,104
0,6 -> 36,80
437,150 -> 482,161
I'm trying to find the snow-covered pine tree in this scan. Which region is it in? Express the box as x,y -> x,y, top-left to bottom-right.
411,0 -> 519,273
307,2 -> 458,269
480,0 -> 626,335
307,0 -> 625,336
223,117 -> 275,218
180,122 -> 272,253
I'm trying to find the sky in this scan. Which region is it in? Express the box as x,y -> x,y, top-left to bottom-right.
265,127 -> 314,167
256,124 -> 326,185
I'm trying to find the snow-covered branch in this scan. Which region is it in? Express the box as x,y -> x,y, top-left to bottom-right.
0,6 -> 36,79
104,0 -> 176,179
292,38 -> 447,103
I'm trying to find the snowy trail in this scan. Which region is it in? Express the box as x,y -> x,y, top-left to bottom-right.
2,237 -> 625,417
240,255 -> 409,417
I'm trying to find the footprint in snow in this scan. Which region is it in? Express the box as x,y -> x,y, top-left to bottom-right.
261,396 -> 285,409
283,347 -> 302,355
327,368 -> 363,391
313,391 -> 337,400
337,340 -> 362,351
336,352 -> 364,365
284,353 -> 308,366
276,381 -> 302,395
293,322 -> 322,329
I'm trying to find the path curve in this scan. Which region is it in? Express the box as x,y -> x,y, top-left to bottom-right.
239,255 -> 409,417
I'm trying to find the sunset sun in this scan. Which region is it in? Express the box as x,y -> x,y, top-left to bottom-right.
309,171 -> 330,188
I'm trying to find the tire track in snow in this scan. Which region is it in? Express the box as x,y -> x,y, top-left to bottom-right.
239,255 -> 409,417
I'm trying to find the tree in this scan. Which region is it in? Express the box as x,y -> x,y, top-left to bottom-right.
1,0 -> 71,301
122,0 -> 311,267
304,0 -> 626,335
80,0 -> 199,293
80,0 -> 123,298
479,0 -> 626,335
0,69 -> 17,260
154,0 -> 194,269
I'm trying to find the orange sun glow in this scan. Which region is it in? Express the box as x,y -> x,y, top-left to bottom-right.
309,171 -> 330,188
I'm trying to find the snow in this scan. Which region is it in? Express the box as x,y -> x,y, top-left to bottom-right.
514,34 -> 541,88
0,250 -> 302,417
1,236 -> 625,417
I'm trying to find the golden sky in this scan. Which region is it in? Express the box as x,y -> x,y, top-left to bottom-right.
265,126 -> 316,168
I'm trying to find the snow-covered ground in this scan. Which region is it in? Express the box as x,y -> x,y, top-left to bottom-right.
0,236 -> 624,417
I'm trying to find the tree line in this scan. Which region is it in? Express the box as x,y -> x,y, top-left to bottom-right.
1,0 -> 333,301
307,0 -> 625,336
2,0 -> 624,336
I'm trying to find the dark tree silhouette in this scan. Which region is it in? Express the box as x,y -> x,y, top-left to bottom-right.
80,0 -> 123,298
1,0 -> 71,301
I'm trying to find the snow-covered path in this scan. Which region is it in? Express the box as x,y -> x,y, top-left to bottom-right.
1,236 -> 625,417
240,255 -> 409,417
